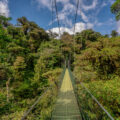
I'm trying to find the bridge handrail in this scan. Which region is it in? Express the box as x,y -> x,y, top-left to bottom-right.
21,67 -> 66,120
79,81 -> 114,120
21,86 -> 52,120
68,68 -> 114,120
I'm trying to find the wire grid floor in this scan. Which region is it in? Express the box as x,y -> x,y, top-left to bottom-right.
51,69 -> 81,120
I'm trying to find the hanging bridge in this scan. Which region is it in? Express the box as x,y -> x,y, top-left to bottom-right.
21,0 -> 114,119
51,69 -> 81,119
21,64 -> 114,120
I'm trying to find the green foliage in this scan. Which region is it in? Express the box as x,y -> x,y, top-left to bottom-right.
48,30 -> 59,39
26,68 -> 62,120
111,30 -> 118,37
0,25 -> 11,49
0,16 -> 61,119
0,93 -> 11,115
13,56 -> 26,81
74,35 -> 120,119
111,0 -> 120,20
75,29 -> 101,50
86,77 -> 120,119
29,28 -> 49,52
38,39 -> 63,68
0,15 -> 12,27
1,12 -> 119,119
17,16 -> 49,52
80,37 -> 120,78
0,65 -> 7,84
12,83 -> 33,99
61,32 -> 74,57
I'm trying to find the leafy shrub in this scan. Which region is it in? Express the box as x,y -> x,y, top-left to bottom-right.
12,83 -> 33,99
81,37 -> 120,79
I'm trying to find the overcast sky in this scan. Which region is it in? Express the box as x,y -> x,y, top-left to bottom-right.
0,0 -> 119,35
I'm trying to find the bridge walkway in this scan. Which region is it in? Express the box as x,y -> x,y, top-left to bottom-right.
51,69 -> 81,120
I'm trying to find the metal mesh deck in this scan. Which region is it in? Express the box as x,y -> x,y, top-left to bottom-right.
51,69 -> 81,120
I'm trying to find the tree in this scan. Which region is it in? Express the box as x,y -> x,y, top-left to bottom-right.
104,34 -> 109,38
0,25 -> 11,49
17,17 -> 30,35
81,37 -> 120,78
75,29 -> 101,49
13,56 -> 26,81
0,15 -> 64,118
0,63 -> 7,85
0,62 -> 13,102
111,30 -> 118,37
61,32 -> 74,59
28,28 -> 49,52
7,26 -> 24,39
48,30 -> 59,39
17,17 -> 49,52
0,15 -> 12,27
4,64 -> 13,102
111,0 -> 120,20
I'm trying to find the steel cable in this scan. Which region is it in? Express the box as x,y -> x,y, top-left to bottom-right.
73,0 -> 80,61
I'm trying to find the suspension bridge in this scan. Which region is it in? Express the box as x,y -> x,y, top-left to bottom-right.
51,69 -> 81,119
21,0 -> 114,119
21,62 -> 114,120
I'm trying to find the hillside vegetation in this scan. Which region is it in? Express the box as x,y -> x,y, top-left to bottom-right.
0,0 -> 120,119
0,16 -> 63,119
74,35 -> 120,119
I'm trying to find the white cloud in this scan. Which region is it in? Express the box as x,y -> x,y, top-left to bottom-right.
35,0 -> 115,34
49,27 -> 73,35
35,0 -> 98,26
0,0 -> 9,17
35,0 -> 51,10
87,23 -> 94,28
58,3 -> 75,27
74,22 -> 86,33
94,20 -> 103,26
35,0 -> 70,10
36,0 -> 74,27
48,22 -> 94,35
57,0 -> 69,4
101,2 -> 107,7
73,22 -> 94,33
81,0 -> 98,11
108,0 -> 115,5
117,21 -> 120,34
78,10 -> 89,22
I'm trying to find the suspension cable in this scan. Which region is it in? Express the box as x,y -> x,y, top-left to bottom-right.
73,0 -> 80,34
53,0 -> 63,67
54,0 -> 61,37
73,0 -> 80,60
51,0 -> 54,34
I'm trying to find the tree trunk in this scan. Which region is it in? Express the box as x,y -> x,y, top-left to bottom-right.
6,78 -> 10,102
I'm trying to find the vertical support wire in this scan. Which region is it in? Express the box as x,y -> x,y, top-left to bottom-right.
51,0 -> 54,35
53,0 -> 62,67
54,0 -> 61,37
51,0 -> 54,70
73,0 -> 80,62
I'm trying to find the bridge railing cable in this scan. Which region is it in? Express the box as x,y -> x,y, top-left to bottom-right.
51,66 -> 66,118
68,66 -> 114,120
21,87 -> 52,120
21,67 -> 66,120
